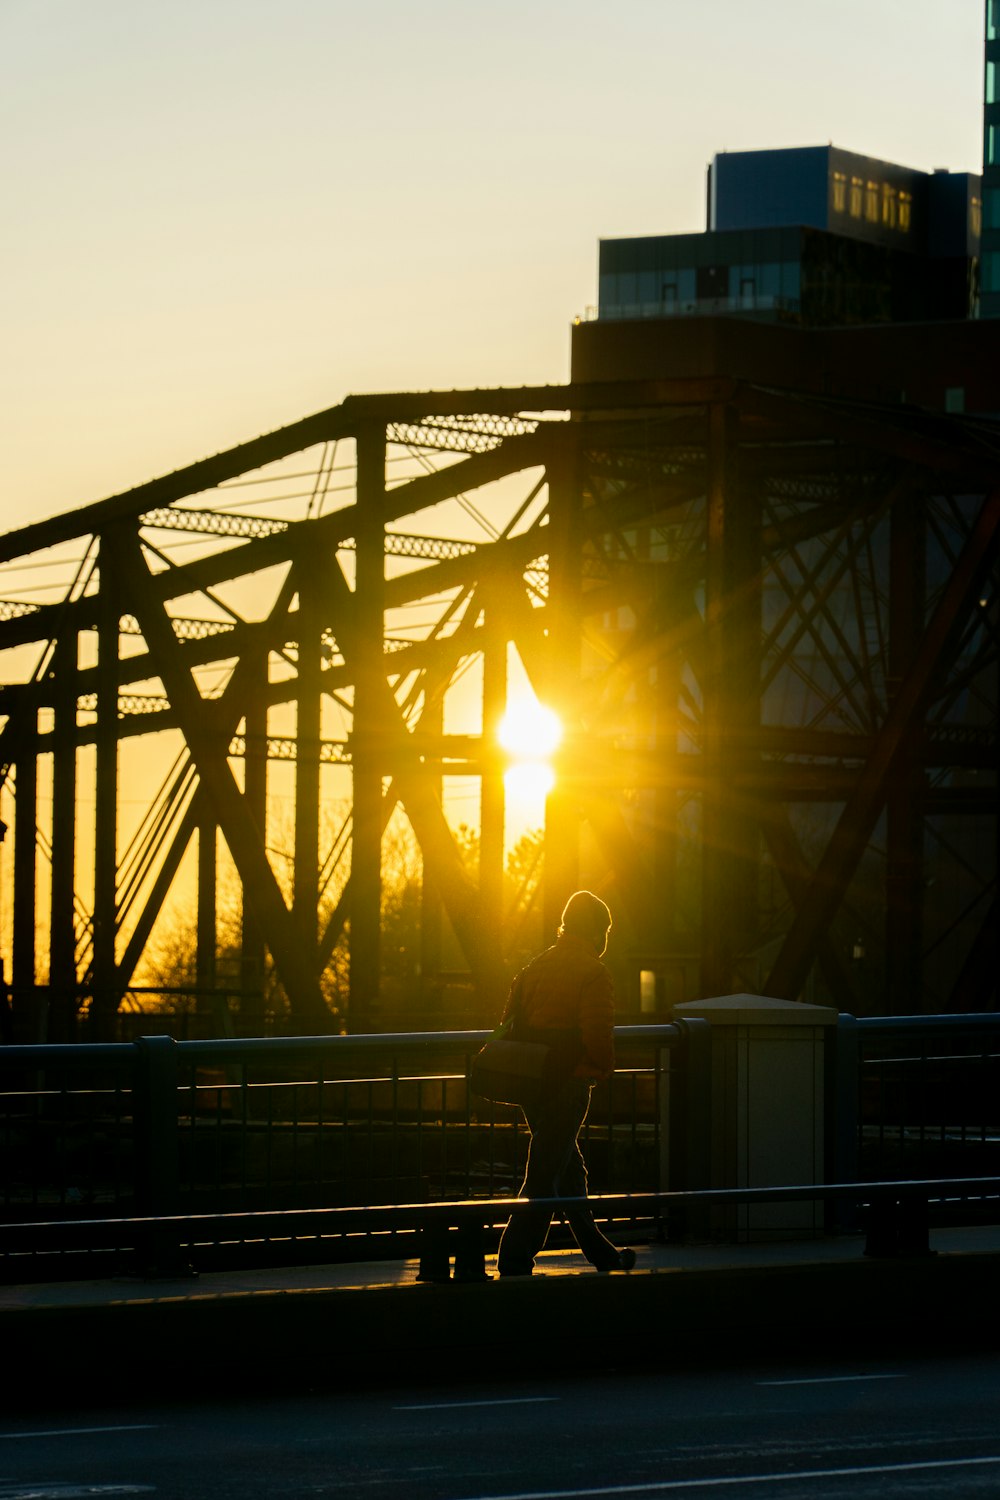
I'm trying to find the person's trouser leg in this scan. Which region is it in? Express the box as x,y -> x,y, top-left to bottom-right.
498,1079 -> 621,1274
496,1099 -> 563,1275
554,1123 -> 623,1272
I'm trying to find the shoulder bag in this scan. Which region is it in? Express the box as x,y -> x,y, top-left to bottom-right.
468,977 -> 550,1110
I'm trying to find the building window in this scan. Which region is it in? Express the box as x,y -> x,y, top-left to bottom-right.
988,125 -> 1000,167
832,171 -> 847,213
662,282 -> 678,308
983,250 -> 1000,294
781,261 -> 801,302
865,181 -> 880,223
899,191 -> 913,232
740,277 -> 756,306
972,195 -> 983,238
989,0 -> 998,40
759,261 -> 780,298
697,265 -> 728,301
989,60 -> 998,105
881,184 -> 897,228
985,187 -> 1000,232
850,177 -> 863,218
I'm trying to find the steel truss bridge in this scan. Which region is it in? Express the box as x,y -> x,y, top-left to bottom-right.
0,378 -> 997,1040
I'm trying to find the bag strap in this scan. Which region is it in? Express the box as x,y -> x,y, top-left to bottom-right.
504,968 -> 527,1025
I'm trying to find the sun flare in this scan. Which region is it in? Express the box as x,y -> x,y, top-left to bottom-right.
504,761 -> 556,801
497,695 -> 562,811
497,698 -> 562,760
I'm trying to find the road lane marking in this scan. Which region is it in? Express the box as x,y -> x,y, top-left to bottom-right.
0,1487 -> 155,1498
755,1373 -> 906,1387
452,1454 -> 1000,1499
394,1397 -> 560,1412
0,1427 -> 159,1441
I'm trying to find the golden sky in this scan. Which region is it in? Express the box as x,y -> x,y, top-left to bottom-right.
0,0 -> 987,533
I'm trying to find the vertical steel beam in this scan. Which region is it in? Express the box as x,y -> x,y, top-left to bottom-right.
90,534 -> 120,1038
543,429 -> 582,940
196,810 -> 217,1007
48,634 -> 78,1041
350,423 -> 387,1030
701,402 -> 759,996
11,731 -> 38,1043
241,660 -> 268,1024
417,683 -> 444,996
413,684 -> 446,996
293,547 -> 323,985
480,586 -> 507,931
651,652 -> 679,960
885,493 -> 926,1015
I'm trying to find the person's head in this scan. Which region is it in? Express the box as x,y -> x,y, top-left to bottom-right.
559,889 -> 612,957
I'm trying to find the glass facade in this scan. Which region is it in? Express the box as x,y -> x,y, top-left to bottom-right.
598,228 -> 807,322
983,249 -> 1000,295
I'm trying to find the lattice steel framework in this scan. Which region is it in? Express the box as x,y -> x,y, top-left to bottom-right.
0,380 -> 997,1040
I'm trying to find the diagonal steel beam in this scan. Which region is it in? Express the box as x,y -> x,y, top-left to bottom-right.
736,386 -> 1000,488
758,804 -> 857,1010
947,889 -> 999,1011
115,531 -> 330,1023
113,795 -> 200,999
0,377 -> 739,568
0,406 -> 358,565
765,488 -> 1000,1001
112,569 -> 300,998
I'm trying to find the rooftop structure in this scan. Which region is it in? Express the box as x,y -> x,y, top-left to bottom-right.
599,145 -> 981,330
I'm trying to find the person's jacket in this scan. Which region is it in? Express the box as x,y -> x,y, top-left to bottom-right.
502,932 -> 615,1081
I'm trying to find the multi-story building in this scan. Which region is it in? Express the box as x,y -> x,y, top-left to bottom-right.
564,5 -> 999,1016
598,145 -> 980,331
984,0 -> 1000,314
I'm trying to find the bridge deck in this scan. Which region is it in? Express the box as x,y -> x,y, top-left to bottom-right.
4,1228 -> 1000,1402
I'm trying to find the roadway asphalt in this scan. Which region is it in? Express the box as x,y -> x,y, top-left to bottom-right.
5,1353 -> 1000,1499
3,1226 -> 1000,1403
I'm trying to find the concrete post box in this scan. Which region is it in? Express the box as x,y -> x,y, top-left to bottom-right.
673,994 -> 838,1241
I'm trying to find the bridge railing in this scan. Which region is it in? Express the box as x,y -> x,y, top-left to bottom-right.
0,1025 -> 684,1276
847,1015 -> 1000,1183
3,1013 -> 1000,1280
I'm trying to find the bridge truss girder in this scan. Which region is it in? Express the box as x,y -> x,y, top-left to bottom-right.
0,378 -> 997,1039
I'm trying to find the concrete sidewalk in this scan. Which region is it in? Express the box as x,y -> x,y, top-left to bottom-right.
4,1226 -> 1000,1400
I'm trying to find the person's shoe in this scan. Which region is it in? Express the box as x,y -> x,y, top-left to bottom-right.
596,1248 -> 636,1273
497,1260 -> 534,1278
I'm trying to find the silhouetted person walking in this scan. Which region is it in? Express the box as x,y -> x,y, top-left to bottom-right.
497,890 -> 635,1276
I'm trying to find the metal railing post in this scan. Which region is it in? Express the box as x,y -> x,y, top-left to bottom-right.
831,1013 -> 860,1232
132,1034 -> 189,1277
667,1017 -> 713,1240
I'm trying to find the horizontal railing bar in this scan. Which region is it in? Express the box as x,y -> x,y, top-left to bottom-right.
0,1024 -> 683,1076
0,1044 -> 133,1068
857,1014 -> 1000,1035
4,1178 -> 1000,1253
176,1025 -> 683,1063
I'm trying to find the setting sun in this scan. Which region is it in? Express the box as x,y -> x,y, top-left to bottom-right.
497,698 -> 562,760
497,695 -> 562,806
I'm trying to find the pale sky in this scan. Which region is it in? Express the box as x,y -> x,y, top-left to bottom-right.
1,0 -> 987,533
